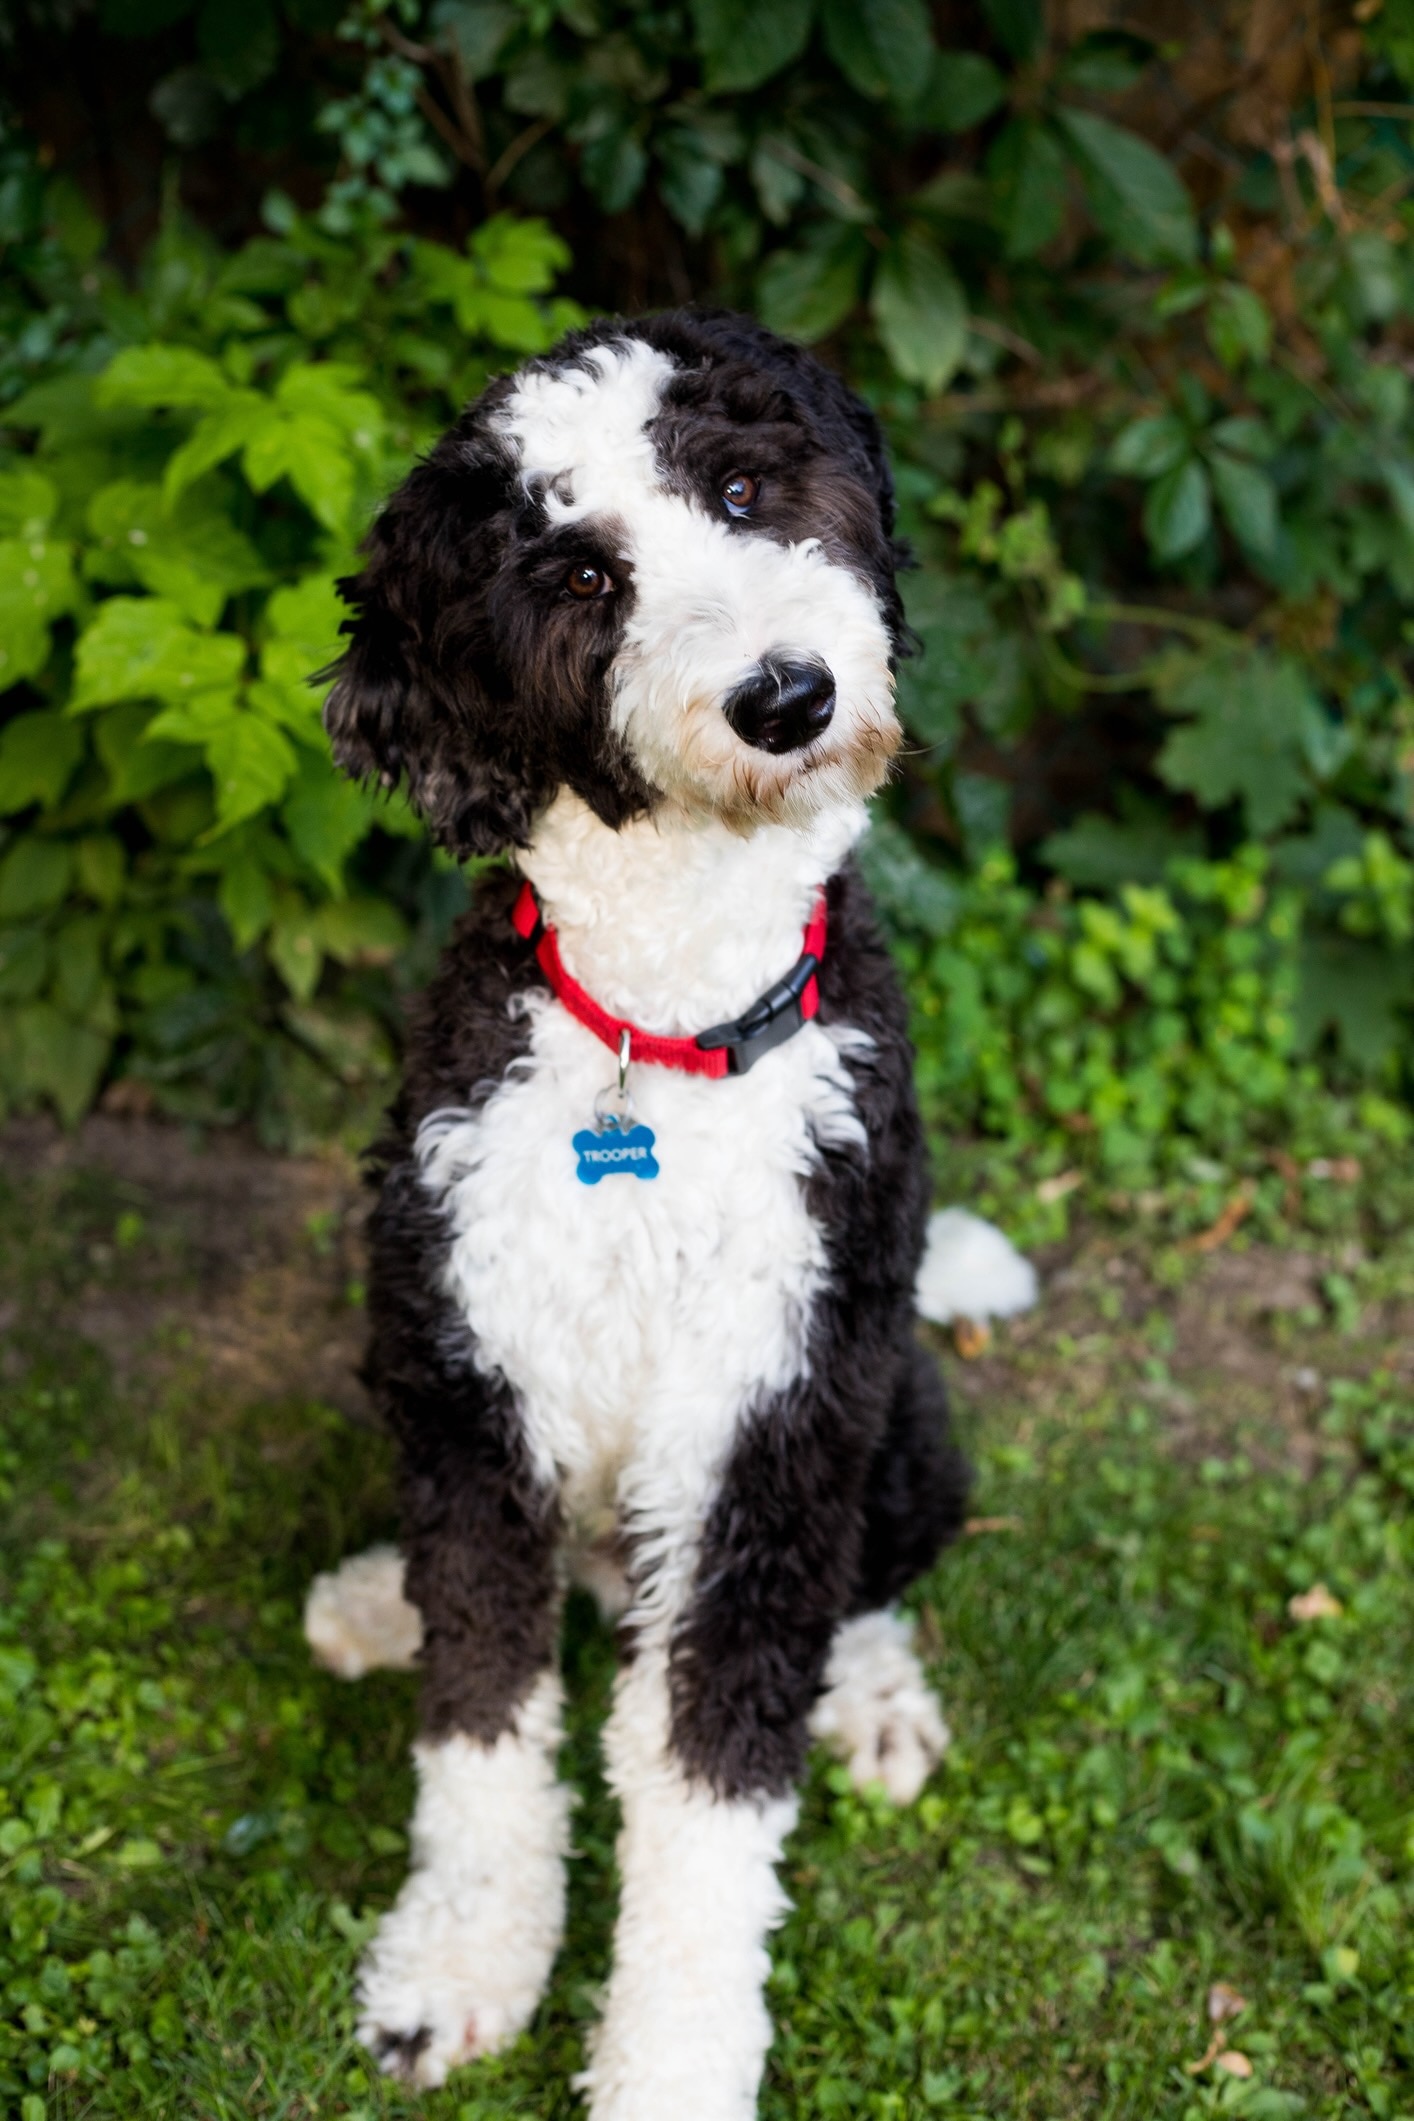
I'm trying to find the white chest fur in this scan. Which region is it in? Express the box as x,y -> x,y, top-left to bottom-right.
414,794 -> 868,1592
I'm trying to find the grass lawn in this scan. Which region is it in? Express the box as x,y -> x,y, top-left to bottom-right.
1,1118 -> 1411,2121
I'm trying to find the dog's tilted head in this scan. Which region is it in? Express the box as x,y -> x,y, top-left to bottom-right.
324,310 -> 907,854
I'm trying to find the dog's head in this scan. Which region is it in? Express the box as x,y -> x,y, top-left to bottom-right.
324,310 -> 906,854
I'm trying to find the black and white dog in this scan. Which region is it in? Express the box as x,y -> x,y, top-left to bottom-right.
304,310 -> 1035,2115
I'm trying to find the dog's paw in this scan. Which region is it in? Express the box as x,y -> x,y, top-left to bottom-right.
356,1866 -> 555,2089
304,1545 -> 422,1679
810,1609 -> 950,1806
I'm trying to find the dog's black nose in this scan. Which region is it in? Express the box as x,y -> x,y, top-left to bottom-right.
723,656 -> 836,754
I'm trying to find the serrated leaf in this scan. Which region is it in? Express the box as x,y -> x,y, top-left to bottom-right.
242,413 -> 355,534
1209,449 -> 1278,556
1296,933 -> 1414,1068
822,0 -> 933,103
86,480 -> 269,626
1056,107 -> 1197,265
1108,413 -> 1189,478
207,712 -> 298,827
689,0 -> 813,93
163,392 -> 269,505
0,710 -> 85,815
757,225 -> 869,342
96,343 -> 233,412
871,233 -> 967,394
1142,458 -> 1210,560
71,598 -> 246,710
1157,650 -> 1323,834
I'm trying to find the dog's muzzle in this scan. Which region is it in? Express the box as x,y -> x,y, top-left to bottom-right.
723,655 -> 836,755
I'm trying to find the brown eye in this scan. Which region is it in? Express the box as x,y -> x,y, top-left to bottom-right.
721,472 -> 759,518
566,562 -> 612,599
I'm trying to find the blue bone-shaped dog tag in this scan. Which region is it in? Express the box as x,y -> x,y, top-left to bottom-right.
573,1117 -> 659,1184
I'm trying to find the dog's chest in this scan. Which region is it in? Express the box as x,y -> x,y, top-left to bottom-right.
416,997 -> 862,1524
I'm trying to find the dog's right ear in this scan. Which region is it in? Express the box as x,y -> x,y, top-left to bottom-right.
322,407 -> 550,857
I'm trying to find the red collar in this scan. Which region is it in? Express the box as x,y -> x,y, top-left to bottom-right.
511,880 -> 827,1079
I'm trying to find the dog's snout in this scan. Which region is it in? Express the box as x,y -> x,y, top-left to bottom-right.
723,657 -> 836,755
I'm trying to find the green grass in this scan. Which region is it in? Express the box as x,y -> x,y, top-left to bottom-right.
1,1151 -> 1412,2121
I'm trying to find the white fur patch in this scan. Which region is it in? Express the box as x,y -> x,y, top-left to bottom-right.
304,1545 -> 420,1678
581,1652 -> 796,2121
809,1609 -> 950,1805
914,1207 -> 1038,1325
495,340 -> 899,826
356,1672 -> 571,2089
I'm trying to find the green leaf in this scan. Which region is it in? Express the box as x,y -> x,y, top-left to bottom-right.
315,895 -> 409,964
581,130 -> 650,216
95,343 -> 233,412
432,0 -> 518,75
981,0 -> 1042,61
163,392 -> 270,503
821,0 -> 933,104
206,712 -> 298,826
1056,108 -> 1197,265
71,598 -> 246,710
94,701 -> 201,805
1142,458 -> 1210,561
1157,651 -> 1324,834
857,816 -> 960,937
1209,449 -> 1278,557
0,535 -> 79,686
987,120 -> 1067,261
689,0 -> 814,93
757,225 -> 869,343
921,51 -> 1006,131
658,131 -> 725,236
1108,413 -> 1189,479
269,899 -> 324,1001
1296,934 -> 1413,1068
0,927 -> 49,1002
196,0 -> 278,93
282,754 -> 377,890
86,480 -> 269,626
469,213 -> 570,295
0,837 -> 72,919
0,710 -> 85,815
871,233 -> 968,394
1207,282 -> 1272,369
0,469 -> 58,537
75,834 -> 126,906
12,1000 -> 110,1124
216,848 -> 275,949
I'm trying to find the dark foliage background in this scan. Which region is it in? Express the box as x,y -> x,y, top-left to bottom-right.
4,0 -> 1414,1223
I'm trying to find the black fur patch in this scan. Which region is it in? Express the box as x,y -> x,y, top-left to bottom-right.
362,873 -> 564,1741
666,864 -> 970,1800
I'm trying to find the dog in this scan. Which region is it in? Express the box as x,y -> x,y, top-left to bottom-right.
306,309 -> 1036,2116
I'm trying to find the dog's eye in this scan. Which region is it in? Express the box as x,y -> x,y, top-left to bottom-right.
566,562 -> 613,599
721,472 -> 760,519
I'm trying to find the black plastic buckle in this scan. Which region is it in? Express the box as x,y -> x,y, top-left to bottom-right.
695,952 -> 820,1075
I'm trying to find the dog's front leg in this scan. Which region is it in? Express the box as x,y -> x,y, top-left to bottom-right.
583,1394 -> 865,2121
356,1383 -> 568,2090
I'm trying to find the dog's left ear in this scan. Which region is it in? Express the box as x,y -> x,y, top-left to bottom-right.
323,406 -> 550,857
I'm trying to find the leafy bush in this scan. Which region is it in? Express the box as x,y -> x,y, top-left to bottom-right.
6,3 -> 1414,1158
0,201 -> 579,1132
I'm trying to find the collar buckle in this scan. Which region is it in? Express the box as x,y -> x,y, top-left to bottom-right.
694,952 -> 820,1076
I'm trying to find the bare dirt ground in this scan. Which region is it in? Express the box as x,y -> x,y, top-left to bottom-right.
5,1113 -> 1410,1463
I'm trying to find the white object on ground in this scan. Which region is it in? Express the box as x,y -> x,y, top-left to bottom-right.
913,1206 -> 1038,1326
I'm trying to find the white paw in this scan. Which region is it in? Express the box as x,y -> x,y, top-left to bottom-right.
356,1866 -> 553,2087
810,1610 -> 950,1805
304,1545 -> 422,1679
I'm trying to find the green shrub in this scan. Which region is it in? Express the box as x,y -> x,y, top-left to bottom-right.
0,203 -> 580,1133
6,3 -> 1414,1160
